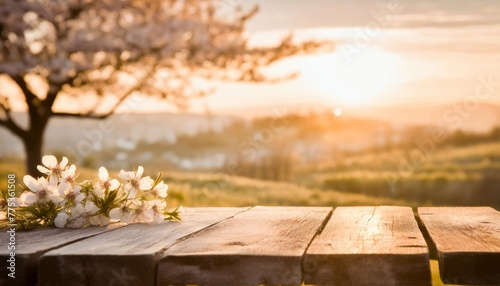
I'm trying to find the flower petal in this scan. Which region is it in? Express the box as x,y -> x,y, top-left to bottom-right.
127,187 -> 137,199
21,192 -> 37,205
119,170 -> 133,181
123,212 -> 135,223
67,217 -> 85,228
72,203 -> 85,216
84,201 -> 97,213
58,182 -> 71,196
38,177 -> 49,188
23,175 -> 38,192
109,179 -> 120,190
60,156 -> 68,168
54,212 -> 69,228
154,182 -> 168,197
37,165 -> 51,175
139,177 -> 154,190
153,199 -> 167,210
42,155 -> 57,167
136,166 -> 144,178
49,195 -> 64,205
98,215 -> 110,226
109,208 -> 122,220
74,193 -> 85,204
144,208 -> 154,220
98,167 -> 109,181
153,213 -> 164,224
62,165 -> 76,178
48,175 -> 59,186
94,187 -> 105,198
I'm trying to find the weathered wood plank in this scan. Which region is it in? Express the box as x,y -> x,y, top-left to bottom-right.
0,226 -> 114,286
38,207 -> 247,286
418,207 -> 500,285
304,206 -> 431,286
157,206 -> 332,286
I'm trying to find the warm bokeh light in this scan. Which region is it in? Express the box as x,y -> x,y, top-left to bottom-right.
334,108 -> 343,117
314,47 -> 401,107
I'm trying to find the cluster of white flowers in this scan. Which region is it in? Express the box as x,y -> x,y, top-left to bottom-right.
16,155 -> 175,229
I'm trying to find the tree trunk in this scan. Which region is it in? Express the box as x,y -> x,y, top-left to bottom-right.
23,119 -> 47,177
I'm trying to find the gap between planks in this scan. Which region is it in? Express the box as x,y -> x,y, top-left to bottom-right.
300,207 -> 334,283
418,207 -> 500,285
303,206 -> 431,286
156,206 -> 333,286
153,206 -> 253,284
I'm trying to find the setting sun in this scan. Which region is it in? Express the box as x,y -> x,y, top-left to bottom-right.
314,47 -> 401,107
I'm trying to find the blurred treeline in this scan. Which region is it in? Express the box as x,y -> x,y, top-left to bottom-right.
53,112 -> 500,208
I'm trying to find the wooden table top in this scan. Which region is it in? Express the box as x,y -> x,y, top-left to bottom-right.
1,206 -> 498,286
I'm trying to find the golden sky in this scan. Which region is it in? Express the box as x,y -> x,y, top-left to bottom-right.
135,0 -> 500,115
5,0 -> 500,116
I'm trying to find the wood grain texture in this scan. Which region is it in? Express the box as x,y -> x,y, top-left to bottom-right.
37,207 -> 247,286
419,207 -> 500,285
157,206 -> 332,286
304,206 -> 431,286
0,226 -> 112,286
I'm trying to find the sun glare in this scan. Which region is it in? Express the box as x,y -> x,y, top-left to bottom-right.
312,47 -> 401,107
333,107 -> 343,117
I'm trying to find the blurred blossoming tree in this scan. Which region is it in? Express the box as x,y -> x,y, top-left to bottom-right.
0,0 -> 328,175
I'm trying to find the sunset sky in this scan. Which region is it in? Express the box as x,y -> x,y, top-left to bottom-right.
121,0 -> 500,115
5,0 -> 500,116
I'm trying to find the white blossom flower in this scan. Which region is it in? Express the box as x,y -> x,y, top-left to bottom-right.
37,155 -> 68,185
89,214 -> 110,226
60,164 -> 78,185
150,181 -> 168,198
94,167 -> 120,197
52,182 -> 84,206
21,176 -> 54,205
151,200 -> 167,224
16,155 -> 177,229
131,201 -> 154,223
119,166 -> 154,198
48,187 -> 64,205
54,212 -> 69,228
109,204 -> 135,223
68,201 -> 99,227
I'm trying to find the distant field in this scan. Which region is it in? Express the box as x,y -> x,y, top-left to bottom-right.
296,142 -> 500,208
161,172 -> 412,208
2,142 -> 499,209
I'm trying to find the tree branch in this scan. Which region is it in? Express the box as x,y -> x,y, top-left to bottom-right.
0,118 -> 26,137
0,99 -> 26,138
43,85 -> 63,111
10,75 -> 38,109
51,91 -> 129,120
51,63 -> 158,120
